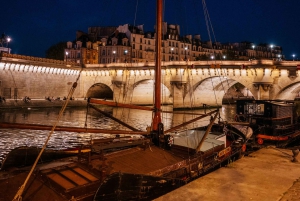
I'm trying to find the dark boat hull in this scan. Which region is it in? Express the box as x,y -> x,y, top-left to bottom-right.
92,123 -> 249,200
93,172 -> 185,201
235,100 -> 300,149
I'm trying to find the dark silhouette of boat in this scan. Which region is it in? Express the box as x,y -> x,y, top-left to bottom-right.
234,99 -> 300,152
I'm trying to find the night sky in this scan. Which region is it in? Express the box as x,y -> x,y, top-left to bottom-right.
1,0 -> 300,60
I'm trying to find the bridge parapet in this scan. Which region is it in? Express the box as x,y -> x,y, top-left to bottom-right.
85,59 -> 299,69
0,52 -> 81,68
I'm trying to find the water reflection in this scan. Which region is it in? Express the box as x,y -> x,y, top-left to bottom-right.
0,105 -> 236,164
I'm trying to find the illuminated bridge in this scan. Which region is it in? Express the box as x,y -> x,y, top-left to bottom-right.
1,52 -> 299,108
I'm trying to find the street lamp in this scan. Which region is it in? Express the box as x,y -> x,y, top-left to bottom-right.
171,47 -> 174,61
252,45 -> 255,50
277,54 -> 281,61
7,36 -> 11,54
223,55 -> 226,60
270,44 -> 274,59
293,54 -> 296,61
65,52 -> 69,63
113,50 -> 116,63
211,55 -> 214,60
184,46 -> 187,61
124,50 -> 128,63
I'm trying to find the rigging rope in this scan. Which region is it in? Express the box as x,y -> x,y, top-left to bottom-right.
201,0 -> 220,107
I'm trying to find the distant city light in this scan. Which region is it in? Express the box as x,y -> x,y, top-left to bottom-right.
292,54 -> 296,61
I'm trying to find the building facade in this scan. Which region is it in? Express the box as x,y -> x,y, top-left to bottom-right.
65,22 -> 284,65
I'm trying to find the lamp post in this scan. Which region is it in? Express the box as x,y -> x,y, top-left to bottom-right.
171,47 -> 174,61
270,44 -> 274,59
293,54 -> 295,61
211,55 -> 214,60
113,50 -> 116,63
65,52 -> 69,63
277,54 -> 281,61
223,55 -> 226,60
7,36 -> 11,54
124,50 -> 128,63
252,45 -> 255,58
184,46 -> 187,61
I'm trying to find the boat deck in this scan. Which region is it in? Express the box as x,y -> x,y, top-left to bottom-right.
89,145 -> 186,176
0,145 -> 186,201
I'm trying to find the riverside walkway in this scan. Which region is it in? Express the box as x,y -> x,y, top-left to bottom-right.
156,147 -> 300,201
0,99 -> 87,108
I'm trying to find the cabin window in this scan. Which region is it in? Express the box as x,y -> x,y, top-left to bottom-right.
245,103 -> 264,115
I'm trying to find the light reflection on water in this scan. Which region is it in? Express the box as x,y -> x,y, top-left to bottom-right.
0,105 -> 236,163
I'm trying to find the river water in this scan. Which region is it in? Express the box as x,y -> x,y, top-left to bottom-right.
0,104 -> 236,164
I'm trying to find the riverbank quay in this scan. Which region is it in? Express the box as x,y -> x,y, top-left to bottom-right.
0,99 -> 87,108
155,147 -> 300,201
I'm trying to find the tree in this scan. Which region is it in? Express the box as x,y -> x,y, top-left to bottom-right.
45,42 -> 66,60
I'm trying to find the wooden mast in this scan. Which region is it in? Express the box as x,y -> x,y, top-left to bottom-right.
152,0 -> 163,132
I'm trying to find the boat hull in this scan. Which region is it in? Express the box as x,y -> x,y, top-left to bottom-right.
93,172 -> 185,201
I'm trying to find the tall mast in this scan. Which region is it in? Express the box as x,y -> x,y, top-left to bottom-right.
152,0 -> 163,133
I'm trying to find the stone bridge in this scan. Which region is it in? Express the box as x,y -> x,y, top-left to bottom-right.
1,53 -> 300,108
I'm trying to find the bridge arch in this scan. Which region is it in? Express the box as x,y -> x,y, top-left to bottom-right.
275,82 -> 300,100
86,83 -> 113,99
130,79 -> 172,105
189,76 -> 254,106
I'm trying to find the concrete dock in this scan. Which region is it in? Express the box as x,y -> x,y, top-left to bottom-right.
155,147 -> 300,201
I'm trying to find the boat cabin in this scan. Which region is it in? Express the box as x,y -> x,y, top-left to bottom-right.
236,100 -> 298,136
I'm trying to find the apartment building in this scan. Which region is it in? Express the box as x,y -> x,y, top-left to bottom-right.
65,22 -> 284,65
